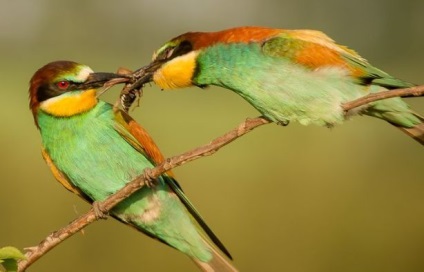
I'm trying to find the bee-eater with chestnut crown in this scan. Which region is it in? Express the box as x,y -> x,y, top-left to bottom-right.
29,61 -> 237,272
135,26 -> 424,144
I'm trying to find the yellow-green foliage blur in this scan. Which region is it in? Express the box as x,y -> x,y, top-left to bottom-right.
1,0 -> 423,271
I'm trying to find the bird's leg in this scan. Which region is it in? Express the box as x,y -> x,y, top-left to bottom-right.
92,201 -> 108,220
143,168 -> 158,188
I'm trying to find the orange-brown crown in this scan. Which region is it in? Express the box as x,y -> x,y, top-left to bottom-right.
150,26 -> 372,86
173,26 -> 282,50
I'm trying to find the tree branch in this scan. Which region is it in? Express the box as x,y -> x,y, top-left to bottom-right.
342,85 -> 424,111
17,84 -> 424,271
17,117 -> 270,272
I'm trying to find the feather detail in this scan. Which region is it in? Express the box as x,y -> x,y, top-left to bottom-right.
262,32 -> 368,78
390,113 -> 424,145
113,109 -> 176,177
166,176 -> 232,260
113,109 -> 233,258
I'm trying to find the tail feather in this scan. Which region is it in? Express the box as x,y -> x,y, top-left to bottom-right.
191,242 -> 239,272
394,122 -> 424,145
166,177 -> 233,260
365,94 -> 424,145
164,176 -> 238,271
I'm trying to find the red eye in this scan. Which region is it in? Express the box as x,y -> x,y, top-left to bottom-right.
56,81 -> 69,89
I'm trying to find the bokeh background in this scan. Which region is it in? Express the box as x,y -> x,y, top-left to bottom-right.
1,0 -> 423,271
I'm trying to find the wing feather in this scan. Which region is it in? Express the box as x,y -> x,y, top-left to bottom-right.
262,30 -> 413,89
113,109 -> 232,257
41,148 -> 91,202
113,110 -> 174,175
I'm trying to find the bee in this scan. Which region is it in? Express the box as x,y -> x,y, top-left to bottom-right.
120,87 -> 142,113
116,67 -> 143,113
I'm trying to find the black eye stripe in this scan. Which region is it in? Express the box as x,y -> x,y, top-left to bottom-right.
36,81 -> 86,103
157,40 -> 193,61
170,40 -> 193,58
36,83 -> 60,103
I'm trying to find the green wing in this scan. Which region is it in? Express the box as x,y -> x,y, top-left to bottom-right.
113,108 -> 232,259
261,30 -> 414,89
42,148 -> 91,203
166,176 -> 233,260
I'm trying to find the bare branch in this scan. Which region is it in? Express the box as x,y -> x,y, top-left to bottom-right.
17,117 -> 270,272
342,85 -> 424,111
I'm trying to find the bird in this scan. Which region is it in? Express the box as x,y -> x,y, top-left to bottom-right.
29,60 -> 237,272
132,26 -> 424,144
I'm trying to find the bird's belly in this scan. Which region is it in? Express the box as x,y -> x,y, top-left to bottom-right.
231,67 -> 366,126
198,45 -> 367,126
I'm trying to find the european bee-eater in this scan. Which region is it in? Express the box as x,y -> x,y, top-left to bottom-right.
133,26 -> 424,144
29,61 -> 237,272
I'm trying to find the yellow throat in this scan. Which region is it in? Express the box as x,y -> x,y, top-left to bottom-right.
39,89 -> 98,116
153,51 -> 198,89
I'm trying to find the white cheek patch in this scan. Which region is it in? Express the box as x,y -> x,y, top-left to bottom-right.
73,66 -> 94,82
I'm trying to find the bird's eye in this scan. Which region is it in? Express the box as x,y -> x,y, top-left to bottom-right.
56,81 -> 70,90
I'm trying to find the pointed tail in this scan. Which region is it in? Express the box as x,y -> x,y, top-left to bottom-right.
365,95 -> 424,145
393,114 -> 424,145
166,177 -> 238,271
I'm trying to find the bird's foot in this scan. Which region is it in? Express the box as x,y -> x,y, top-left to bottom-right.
253,115 -> 286,126
143,168 -> 158,188
92,201 -> 108,220
277,119 -> 290,126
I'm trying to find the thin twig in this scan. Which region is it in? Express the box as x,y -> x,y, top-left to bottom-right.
342,85 -> 424,111
17,117 -> 270,272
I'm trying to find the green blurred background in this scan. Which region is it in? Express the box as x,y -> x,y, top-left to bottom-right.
1,0 -> 423,271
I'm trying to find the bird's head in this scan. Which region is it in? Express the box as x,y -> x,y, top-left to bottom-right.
131,27 -> 281,90
140,33 -> 202,90
29,61 -> 122,126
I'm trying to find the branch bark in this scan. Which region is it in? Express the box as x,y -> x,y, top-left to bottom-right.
342,85 -> 424,111
17,84 -> 424,271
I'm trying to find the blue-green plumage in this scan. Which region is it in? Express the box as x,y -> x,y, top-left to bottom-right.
38,100 -> 211,260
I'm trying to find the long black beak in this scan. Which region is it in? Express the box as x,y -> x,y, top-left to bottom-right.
83,72 -> 128,89
130,60 -> 165,90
